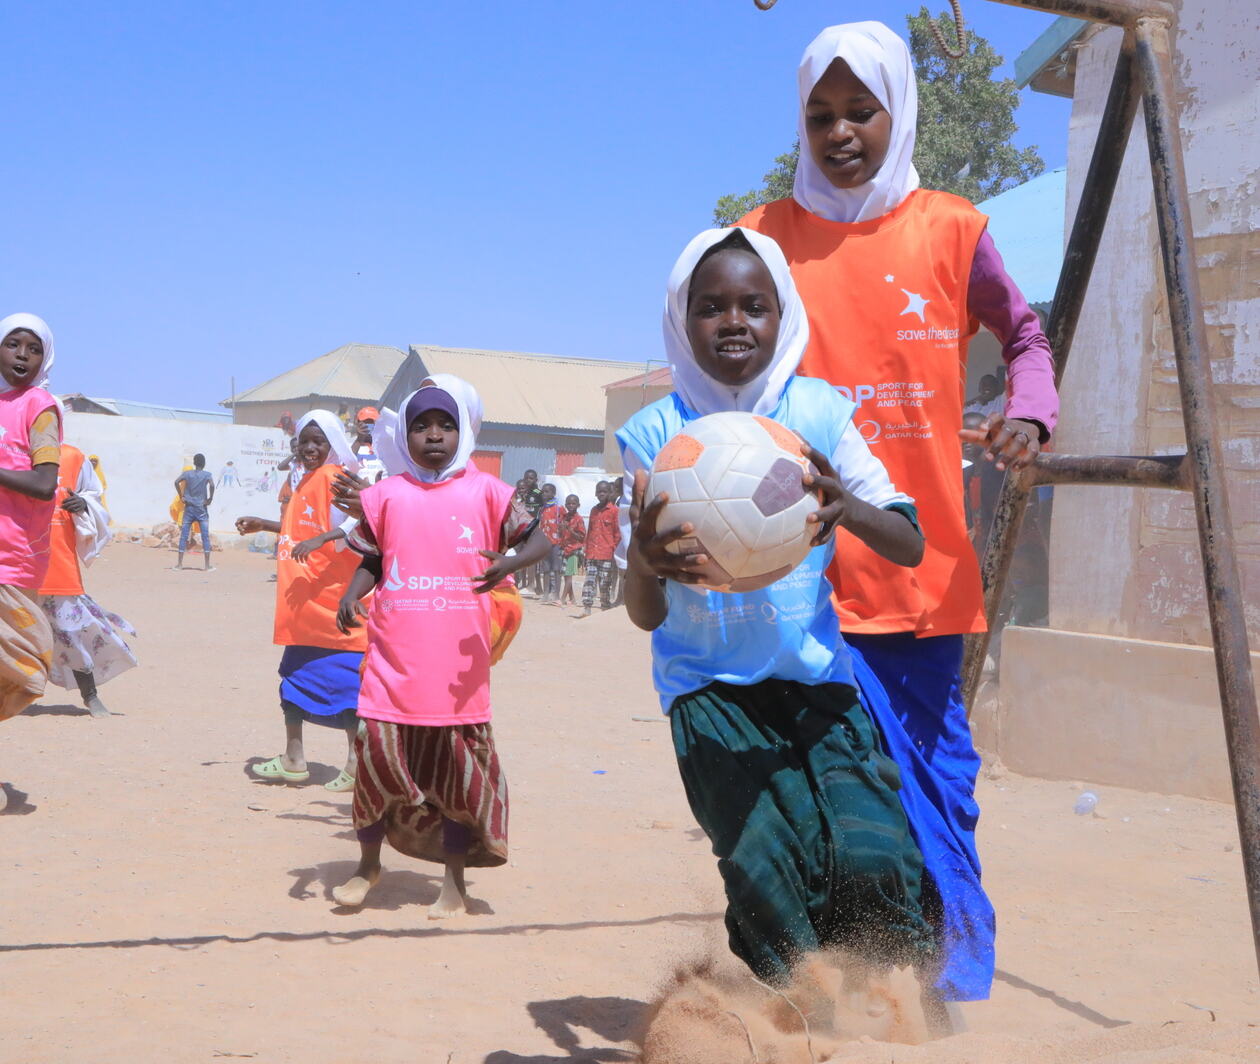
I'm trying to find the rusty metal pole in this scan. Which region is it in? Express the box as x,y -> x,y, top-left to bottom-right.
1133,14 -> 1260,974
962,39 -> 1141,708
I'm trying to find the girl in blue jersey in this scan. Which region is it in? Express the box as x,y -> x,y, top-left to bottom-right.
618,227 -> 935,986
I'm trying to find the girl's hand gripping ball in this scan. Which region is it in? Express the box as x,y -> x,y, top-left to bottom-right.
800,443 -> 848,546
627,470 -> 710,586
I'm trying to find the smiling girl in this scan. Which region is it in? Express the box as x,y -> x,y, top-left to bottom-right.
236,411 -> 363,792
0,313 -> 60,727
618,228 -> 936,988
739,21 -> 1062,1003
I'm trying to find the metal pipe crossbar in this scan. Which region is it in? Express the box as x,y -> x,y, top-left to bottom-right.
750,0 -> 1260,977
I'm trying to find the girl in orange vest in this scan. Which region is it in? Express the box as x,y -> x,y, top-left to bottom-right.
739,22 -> 1060,1005
36,442 -> 136,717
236,410 -> 364,793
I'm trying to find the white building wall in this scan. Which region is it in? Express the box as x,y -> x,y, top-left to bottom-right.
63,412 -> 289,532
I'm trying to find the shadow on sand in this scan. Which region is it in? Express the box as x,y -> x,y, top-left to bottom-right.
482,994 -> 647,1063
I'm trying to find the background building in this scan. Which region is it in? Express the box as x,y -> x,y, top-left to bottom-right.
386,344 -> 643,484
223,342 -> 406,428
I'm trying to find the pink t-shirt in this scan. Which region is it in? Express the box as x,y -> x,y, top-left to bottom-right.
0,386 -> 60,588
357,468 -> 514,726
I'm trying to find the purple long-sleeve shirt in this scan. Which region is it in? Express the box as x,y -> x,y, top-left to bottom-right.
968,230 -> 1059,440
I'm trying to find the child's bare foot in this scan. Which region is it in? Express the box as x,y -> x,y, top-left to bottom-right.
427,886 -> 469,919
332,866 -> 380,907
429,857 -> 470,918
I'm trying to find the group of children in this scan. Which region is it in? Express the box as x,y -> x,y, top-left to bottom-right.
1,19 -> 1061,1025
523,477 -> 623,612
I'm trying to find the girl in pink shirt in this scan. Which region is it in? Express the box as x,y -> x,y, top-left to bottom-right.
0,313 -> 61,729
330,378 -> 550,916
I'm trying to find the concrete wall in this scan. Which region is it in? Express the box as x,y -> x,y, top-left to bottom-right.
998,1 -> 1260,800
603,385 -> 674,473
63,412 -> 289,532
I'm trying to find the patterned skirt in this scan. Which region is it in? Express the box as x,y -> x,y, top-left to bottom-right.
0,585 -> 53,722
351,718 -> 509,868
37,593 -> 137,690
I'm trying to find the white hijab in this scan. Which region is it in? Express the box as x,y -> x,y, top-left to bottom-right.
375,375 -> 480,483
792,21 -> 920,224
294,409 -> 360,473
0,312 -> 56,390
663,227 -> 809,418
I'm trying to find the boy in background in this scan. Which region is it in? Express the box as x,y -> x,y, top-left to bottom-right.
557,494 -> 585,606
173,454 -> 215,571
536,483 -> 563,603
581,481 -> 620,616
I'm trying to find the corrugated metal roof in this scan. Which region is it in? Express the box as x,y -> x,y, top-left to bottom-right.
62,394 -> 232,423
225,343 -> 406,405
605,366 -> 672,391
976,167 -> 1066,306
411,345 -> 646,431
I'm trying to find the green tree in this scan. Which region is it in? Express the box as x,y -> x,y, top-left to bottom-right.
712,7 -> 1045,224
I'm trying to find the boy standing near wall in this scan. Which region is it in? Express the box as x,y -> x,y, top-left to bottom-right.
173,454 -> 215,571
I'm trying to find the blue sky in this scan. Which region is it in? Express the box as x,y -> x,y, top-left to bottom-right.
4,1 -> 1069,411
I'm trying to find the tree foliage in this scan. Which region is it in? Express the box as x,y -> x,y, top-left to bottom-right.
713,7 -> 1045,225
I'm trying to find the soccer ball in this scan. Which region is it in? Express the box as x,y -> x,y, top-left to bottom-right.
647,411 -> 820,593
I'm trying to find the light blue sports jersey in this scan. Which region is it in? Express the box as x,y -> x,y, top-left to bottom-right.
617,376 -> 860,711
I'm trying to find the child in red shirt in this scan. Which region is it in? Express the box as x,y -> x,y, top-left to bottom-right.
581,481 -> 621,616
557,494 -> 585,606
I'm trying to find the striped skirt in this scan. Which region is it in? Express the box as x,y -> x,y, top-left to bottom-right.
351,717 -> 509,868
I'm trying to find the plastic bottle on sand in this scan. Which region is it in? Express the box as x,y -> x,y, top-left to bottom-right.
1074,791 -> 1098,816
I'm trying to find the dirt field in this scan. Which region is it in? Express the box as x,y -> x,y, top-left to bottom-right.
2,542 -> 1257,1062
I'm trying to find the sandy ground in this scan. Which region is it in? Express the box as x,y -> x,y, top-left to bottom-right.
2,542 -> 1257,1063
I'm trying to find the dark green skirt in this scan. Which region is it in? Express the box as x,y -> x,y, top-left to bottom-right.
671,679 -> 937,983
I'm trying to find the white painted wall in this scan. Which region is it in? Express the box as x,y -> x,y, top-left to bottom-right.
1048,2 -> 1260,645
62,412 -> 290,531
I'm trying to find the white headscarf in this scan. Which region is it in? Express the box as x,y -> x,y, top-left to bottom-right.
663,227 -> 809,418
294,409 -> 360,473
375,375 -> 481,483
0,312 -> 56,390
792,21 -> 920,223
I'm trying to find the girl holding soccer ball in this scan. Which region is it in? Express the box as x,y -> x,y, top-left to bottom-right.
620,227 -> 938,992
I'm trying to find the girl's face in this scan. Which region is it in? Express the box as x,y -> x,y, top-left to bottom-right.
297,423 -> 332,471
686,250 -> 781,387
407,409 -> 459,471
0,329 -> 46,389
804,59 -> 893,190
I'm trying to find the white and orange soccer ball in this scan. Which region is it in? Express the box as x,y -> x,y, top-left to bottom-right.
647,411 -> 821,593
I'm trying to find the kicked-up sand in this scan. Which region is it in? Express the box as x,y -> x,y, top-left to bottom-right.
0,542 -> 1257,1062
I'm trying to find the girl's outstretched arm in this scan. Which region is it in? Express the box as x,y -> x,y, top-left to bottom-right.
337,557 -> 381,633
236,516 -> 281,535
0,463 -> 58,501
474,520 -> 551,593
802,445 -> 923,568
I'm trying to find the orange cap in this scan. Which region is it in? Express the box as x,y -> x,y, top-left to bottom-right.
356,407 -> 380,422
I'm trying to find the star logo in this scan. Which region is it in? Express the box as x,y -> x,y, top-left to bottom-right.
303,504 -> 315,518
884,274 -> 895,283
458,524 -> 474,543
899,289 -> 929,323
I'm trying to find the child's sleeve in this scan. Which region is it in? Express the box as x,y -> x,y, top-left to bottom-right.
832,421 -> 915,516
969,230 -> 1059,440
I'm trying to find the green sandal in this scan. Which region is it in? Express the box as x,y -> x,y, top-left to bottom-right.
251,756 -> 310,784
324,769 -> 355,793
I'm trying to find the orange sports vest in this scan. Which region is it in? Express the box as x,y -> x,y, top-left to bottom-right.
273,463 -> 367,652
741,189 -> 989,636
38,444 -> 87,597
